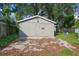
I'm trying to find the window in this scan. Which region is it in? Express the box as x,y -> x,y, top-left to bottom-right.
41,27 -> 45,30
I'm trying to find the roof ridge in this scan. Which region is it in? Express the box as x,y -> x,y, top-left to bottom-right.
17,15 -> 56,24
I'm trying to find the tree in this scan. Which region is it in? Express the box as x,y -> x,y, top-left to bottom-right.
64,15 -> 74,28
52,4 -> 74,31
2,4 -> 17,35
2,3 -> 74,34
15,4 -> 34,20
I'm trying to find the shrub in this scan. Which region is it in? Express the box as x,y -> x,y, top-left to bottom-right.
0,34 -> 18,48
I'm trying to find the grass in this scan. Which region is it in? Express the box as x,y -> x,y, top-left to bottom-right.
56,32 -> 79,45
59,48 -> 73,56
47,51 -> 55,56
0,34 -> 18,48
75,20 -> 79,28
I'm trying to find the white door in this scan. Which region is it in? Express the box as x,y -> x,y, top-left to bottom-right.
37,23 -> 54,37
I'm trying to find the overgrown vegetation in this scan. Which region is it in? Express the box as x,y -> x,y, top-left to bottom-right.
75,20 -> 79,28
56,32 -> 79,45
59,48 -> 73,56
0,4 -> 78,56
0,34 -> 18,49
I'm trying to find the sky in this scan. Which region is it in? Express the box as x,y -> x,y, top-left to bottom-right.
0,3 -> 16,12
72,4 -> 79,19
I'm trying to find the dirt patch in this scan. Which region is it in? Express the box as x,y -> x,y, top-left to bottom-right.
0,38 -> 79,56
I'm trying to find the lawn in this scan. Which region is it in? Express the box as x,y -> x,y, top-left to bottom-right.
59,48 -> 73,56
56,32 -> 79,45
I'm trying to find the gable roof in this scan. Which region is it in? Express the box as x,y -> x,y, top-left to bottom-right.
17,15 -> 56,24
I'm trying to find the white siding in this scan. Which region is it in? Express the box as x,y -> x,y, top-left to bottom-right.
19,17 -> 56,37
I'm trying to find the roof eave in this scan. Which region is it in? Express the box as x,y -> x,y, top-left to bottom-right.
17,15 -> 56,24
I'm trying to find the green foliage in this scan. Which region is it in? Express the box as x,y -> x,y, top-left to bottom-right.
25,5 -> 34,14
15,12 -> 23,20
75,21 -> 79,28
2,4 -> 11,15
56,32 -> 79,45
0,34 -> 18,48
15,4 -> 35,20
64,15 -> 74,28
2,4 -> 18,35
59,48 -> 72,56
1,3 -> 75,36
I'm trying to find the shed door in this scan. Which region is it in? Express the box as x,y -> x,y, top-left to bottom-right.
19,19 -> 54,37
36,23 -> 54,37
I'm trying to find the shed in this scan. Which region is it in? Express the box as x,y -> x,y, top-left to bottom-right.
17,15 -> 56,39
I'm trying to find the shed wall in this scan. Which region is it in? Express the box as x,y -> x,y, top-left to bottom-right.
19,17 -> 56,38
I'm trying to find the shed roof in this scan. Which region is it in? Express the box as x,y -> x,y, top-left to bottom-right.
17,15 -> 56,24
